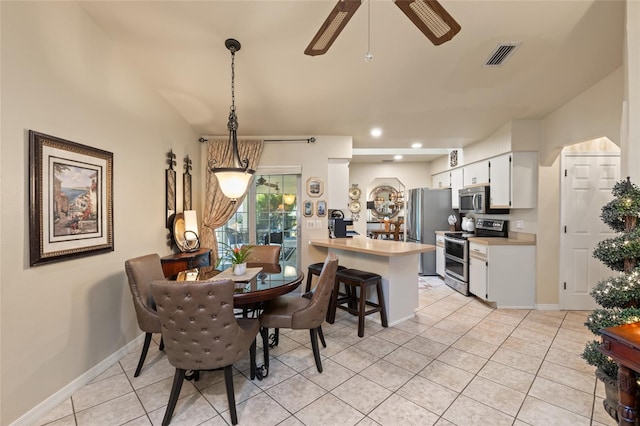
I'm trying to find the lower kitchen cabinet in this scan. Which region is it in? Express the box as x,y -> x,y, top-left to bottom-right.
468,241 -> 535,308
435,233 -> 445,277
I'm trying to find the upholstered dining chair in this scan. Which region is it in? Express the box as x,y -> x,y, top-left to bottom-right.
243,244 -> 281,273
259,253 -> 339,373
150,279 -> 260,426
124,253 -> 165,377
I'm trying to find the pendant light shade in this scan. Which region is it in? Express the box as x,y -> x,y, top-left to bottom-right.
208,38 -> 255,204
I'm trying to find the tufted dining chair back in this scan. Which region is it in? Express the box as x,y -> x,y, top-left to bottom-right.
292,253 -> 339,329
243,244 -> 281,273
259,253 -> 339,373
150,279 -> 259,425
124,253 -> 165,377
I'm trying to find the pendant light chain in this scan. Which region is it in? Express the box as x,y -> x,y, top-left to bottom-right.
230,47 -> 236,113
365,0 -> 373,62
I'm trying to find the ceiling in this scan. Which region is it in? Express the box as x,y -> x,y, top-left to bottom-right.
79,0 -> 624,163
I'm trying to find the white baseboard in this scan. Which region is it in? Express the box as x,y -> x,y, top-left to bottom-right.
535,303 -> 561,310
10,334 -> 145,426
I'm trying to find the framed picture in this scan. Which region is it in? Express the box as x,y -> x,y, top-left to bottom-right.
29,131 -> 114,266
306,177 -> 323,197
316,200 -> 327,217
303,200 -> 313,217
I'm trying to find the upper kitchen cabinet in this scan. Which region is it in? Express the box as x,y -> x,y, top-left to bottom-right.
489,152 -> 537,209
463,160 -> 489,187
432,171 -> 451,189
450,168 -> 463,209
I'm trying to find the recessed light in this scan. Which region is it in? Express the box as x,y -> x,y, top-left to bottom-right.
370,128 -> 382,137
394,155 -> 403,160
411,142 -> 422,149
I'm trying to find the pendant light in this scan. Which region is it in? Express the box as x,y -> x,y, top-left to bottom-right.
208,38 -> 255,204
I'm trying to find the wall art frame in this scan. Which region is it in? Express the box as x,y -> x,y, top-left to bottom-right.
316,200 -> 327,217
303,200 -> 314,217
166,150 -> 176,228
183,155 -> 192,211
29,130 -> 114,266
306,177 -> 323,197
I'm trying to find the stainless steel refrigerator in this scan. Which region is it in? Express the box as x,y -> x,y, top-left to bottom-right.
405,188 -> 454,275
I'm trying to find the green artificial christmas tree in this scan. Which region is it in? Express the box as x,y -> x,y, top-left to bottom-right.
582,177 -> 640,419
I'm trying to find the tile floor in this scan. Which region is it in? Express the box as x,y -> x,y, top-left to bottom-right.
35,277 -> 617,426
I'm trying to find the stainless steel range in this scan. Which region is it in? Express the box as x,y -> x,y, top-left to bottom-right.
443,219 -> 508,296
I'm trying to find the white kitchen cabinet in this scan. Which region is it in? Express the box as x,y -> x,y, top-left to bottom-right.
435,233 -> 445,277
463,160 -> 489,187
450,168 -> 463,209
468,241 -> 535,308
489,152 -> 537,209
432,171 -> 451,189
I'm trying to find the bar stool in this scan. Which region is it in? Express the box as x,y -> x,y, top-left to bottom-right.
307,262 -> 349,324
329,269 -> 388,337
306,262 -> 346,292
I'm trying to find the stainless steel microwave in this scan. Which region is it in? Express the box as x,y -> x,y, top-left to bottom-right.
458,186 -> 509,214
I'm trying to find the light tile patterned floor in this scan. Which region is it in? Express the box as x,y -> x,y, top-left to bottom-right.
35,277 -> 618,426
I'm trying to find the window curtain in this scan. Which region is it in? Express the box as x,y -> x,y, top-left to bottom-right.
201,138 -> 263,269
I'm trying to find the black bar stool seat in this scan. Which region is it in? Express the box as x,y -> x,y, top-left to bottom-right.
306,262 -> 346,292
328,268 -> 388,337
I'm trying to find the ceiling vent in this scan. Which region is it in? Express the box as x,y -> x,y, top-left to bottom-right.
484,42 -> 521,67
382,159 -> 395,163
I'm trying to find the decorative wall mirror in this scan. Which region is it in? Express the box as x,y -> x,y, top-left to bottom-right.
368,185 -> 400,219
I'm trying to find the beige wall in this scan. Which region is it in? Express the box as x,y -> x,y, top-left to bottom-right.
0,3 -> 199,424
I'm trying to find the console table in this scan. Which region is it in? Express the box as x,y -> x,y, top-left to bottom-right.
598,322 -> 640,425
160,248 -> 211,278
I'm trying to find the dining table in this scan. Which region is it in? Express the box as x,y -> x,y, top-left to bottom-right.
186,265 -> 305,380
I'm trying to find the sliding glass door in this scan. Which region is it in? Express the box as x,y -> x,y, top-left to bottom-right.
215,174 -> 300,272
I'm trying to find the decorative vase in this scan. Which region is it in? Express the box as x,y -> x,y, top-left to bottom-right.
233,262 -> 247,276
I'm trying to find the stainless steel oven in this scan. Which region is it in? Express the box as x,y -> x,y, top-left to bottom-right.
443,219 -> 509,296
444,234 -> 470,295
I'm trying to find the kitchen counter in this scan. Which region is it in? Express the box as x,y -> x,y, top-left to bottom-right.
308,237 -> 434,256
309,236 -> 434,325
468,236 -> 535,246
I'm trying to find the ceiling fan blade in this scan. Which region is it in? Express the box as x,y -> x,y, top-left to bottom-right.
394,0 -> 461,46
304,0 -> 362,56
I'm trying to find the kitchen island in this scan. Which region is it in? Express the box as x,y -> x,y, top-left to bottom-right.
309,237 -> 435,325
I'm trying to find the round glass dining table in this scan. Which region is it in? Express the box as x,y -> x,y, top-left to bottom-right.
197,266 -> 304,306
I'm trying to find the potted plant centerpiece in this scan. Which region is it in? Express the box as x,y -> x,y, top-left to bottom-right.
582,177 -> 640,422
225,244 -> 253,276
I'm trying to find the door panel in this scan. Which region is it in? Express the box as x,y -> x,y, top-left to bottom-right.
560,154 -> 620,310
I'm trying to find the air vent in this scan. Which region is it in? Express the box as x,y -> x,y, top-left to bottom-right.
382,159 -> 394,163
484,42 -> 521,67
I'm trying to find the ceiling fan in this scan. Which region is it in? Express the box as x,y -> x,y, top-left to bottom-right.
304,0 -> 461,56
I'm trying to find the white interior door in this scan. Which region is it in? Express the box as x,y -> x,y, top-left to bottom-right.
560,153 -> 620,310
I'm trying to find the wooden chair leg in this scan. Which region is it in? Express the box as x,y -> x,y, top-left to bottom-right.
376,280 -> 388,327
224,365 -> 238,425
327,279 -> 341,324
358,283 -> 366,337
318,325 -> 327,348
310,327 -> 323,373
134,332 -> 153,377
162,368 -> 185,426
305,271 -> 314,293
